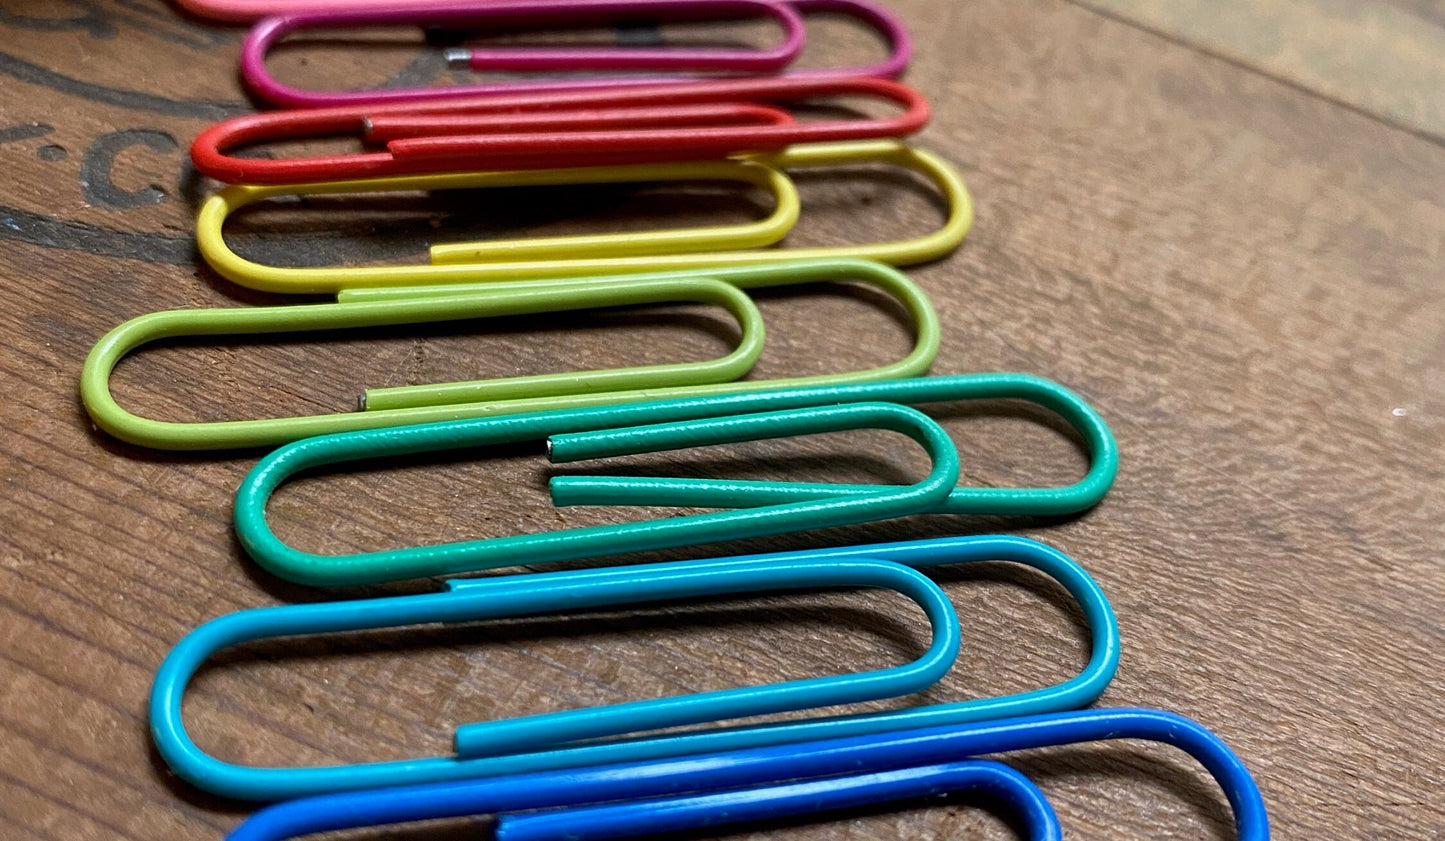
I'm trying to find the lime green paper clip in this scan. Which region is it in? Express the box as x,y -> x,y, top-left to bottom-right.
81,260 -> 937,450
196,140 -> 969,294
236,374 -> 1117,587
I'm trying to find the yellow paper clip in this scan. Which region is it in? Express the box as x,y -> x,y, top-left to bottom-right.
196,140 -> 970,295
199,158 -> 799,295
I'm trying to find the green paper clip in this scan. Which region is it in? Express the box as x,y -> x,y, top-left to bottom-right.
80,259 -> 938,451
236,374 -> 1116,587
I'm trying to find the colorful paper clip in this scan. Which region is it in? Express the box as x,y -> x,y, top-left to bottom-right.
196,142 -> 967,293
242,0 -> 812,107
494,709 -> 1269,841
82,260 -> 940,449
219,710 -> 1264,839
198,157 -> 800,292
153,535 -> 1120,799
498,760 -> 1061,841
233,376 -> 1117,586
190,77 -> 929,184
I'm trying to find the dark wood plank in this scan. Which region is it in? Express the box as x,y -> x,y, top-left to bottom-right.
0,1 -> 1441,839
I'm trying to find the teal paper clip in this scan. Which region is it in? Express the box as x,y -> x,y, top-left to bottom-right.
152,535 -> 1118,800
238,374 -> 1117,587
243,401 -> 958,586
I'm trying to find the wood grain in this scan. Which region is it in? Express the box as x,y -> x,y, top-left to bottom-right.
1073,0 -> 1445,141
0,1 -> 1441,839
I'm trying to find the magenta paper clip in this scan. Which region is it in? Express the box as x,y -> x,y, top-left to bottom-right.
242,0 -> 807,108
240,0 -> 911,108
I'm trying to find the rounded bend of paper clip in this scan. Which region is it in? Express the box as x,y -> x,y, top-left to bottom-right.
494,760 -> 1061,841
195,159 -> 800,294
243,0 -> 808,108
152,554 -> 960,800
423,140 -> 970,276
352,259 -> 937,413
79,278 -> 763,451
486,710 -> 1266,841
188,77 -> 929,185
174,535 -> 1125,802
236,402 -> 960,586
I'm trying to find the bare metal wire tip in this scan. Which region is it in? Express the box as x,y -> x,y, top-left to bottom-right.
444,48 -> 472,70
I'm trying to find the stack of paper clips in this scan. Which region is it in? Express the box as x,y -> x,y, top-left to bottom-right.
80,1 -> 1269,838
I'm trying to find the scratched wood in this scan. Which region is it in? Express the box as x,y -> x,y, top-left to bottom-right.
0,1 -> 1441,840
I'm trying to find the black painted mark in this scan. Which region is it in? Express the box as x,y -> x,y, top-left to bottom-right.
38,144 -> 68,161
81,129 -> 179,210
0,203 -> 193,264
0,2 -> 115,39
107,0 -> 234,50
0,123 -> 54,144
0,51 -> 246,120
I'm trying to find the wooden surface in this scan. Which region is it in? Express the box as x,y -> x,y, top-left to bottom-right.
1,1 -> 1442,839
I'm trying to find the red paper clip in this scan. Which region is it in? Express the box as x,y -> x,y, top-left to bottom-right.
191,76 -> 930,185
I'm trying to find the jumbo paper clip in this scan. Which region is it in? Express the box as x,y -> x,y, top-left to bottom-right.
196,143 -> 967,293
242,0 -> 806,107
232,376 -> 1117,586
190,77 -> 929,184
81,260 -> 939,449
154,536 -> 1119,799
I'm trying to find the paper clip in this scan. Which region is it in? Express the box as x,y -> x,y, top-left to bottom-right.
153,535 -> 1121,800
189,77 -> 930,185
197,158 -> 801,293
499,760 -> 1061,841
241,401 -> 964,586
242,0 -> 811,108
233,376 -> 1117,586
81,260 -> 939,450
196,142 -> 966,294
219,710 -> 1263,838
492,709 -> 1269,841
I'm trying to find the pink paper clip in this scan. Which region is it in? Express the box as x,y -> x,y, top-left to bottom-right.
238,0 -> 911,108
242,0 -> 807,107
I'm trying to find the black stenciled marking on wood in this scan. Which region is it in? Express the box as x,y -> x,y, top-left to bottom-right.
0,2 -> 115,39
80,129 -> 179,210
0,123 -> 54,144
0,0 -> 234,49
38,145 -> 68,161
0,51 -> 246,120
107,0 -> 233,50
0,203 -> 194,264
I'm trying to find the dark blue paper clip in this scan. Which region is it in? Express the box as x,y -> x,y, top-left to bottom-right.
497,759 -> 1062,841
152,536 -> 1118,801
222,709 -> 1267,841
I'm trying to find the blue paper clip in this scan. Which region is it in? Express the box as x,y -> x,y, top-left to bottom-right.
237,374 -> 1118,587
152,535 -> 1118,800
222,709 -> 1266,840
497,760 -> 1059,841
